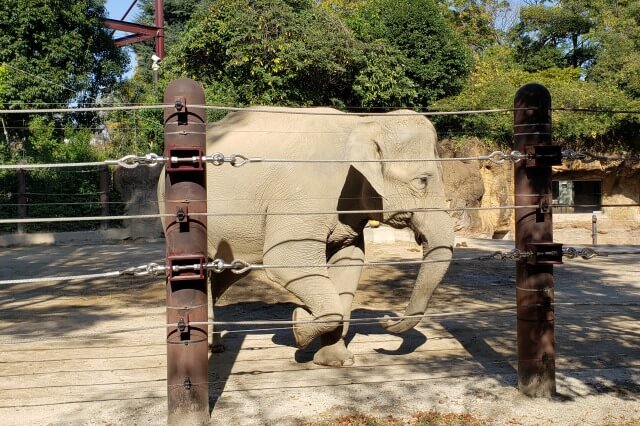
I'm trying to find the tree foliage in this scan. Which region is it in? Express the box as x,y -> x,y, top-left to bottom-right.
510,0 -> 596,71
0,1 -> 128,233
432,46 -> 640,152
443,0 -> 510,53
164,0 -> 359,106
587,0 -> 640,99
0,0 -> 127,109
345,0 -> 472,106
0,0 -> 127,161
128,0 -> 470,110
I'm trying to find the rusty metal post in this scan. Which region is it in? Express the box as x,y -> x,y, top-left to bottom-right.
514,83 -> 557,397
155,0 -> 165,60
16,167 -> 27,234
163,79 -> 209,424
99,165 -> 110,230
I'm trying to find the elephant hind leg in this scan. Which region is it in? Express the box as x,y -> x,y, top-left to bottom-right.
263,238 -> 344,349
280,275 -> 343,349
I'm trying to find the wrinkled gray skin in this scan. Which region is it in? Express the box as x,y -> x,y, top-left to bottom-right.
158,107 -> 454,367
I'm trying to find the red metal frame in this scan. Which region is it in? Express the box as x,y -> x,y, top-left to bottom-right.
104,0 -> 164,59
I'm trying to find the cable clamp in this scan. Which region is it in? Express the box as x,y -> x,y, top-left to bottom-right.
206,259 -> 252,274
480,249 -> 532,261
166,146 -> 204,172
485,150 -> 529,164
121,262 -> 166,277
176,206 -> 188,223
538,194 -> 552,214
177,313 -> 190,335
167,256 -> 206,282
183,376 -> 192,390
526,243 -> 564,265
562,247 -> 603,260
107,153 -> 166,169
526,145 -> 563,167
203,153 -> 252,167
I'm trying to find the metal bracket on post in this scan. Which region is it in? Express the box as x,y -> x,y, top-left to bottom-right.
526,243 -> 564,265
526,145 -> 563,168
167,255 -> 206,283
166,146 -> 204,172
177,313 -> 189,336
176,206 -> 188,223
174,96 -> 187,124
538,194 -> 553,214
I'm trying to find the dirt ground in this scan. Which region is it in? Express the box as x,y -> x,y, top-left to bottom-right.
0,229 -> 638,425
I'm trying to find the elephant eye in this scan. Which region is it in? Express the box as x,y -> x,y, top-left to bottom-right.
412,175 -> 430,190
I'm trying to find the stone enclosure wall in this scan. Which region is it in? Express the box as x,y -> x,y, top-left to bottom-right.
440,139 -> 640,238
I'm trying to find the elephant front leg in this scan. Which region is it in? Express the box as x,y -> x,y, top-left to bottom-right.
314,245 -> 364,367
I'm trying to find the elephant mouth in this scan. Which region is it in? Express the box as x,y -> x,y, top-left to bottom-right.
384,211 -> 413,228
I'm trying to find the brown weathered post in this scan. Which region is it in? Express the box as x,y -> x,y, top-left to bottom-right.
514,83 -> 557,397
16,167 -> 27,234
99,165 -> 110,230
163,79 -> 209,424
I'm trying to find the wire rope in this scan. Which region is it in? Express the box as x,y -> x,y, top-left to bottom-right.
0,204 -> 538,225
0,302 -> 638,346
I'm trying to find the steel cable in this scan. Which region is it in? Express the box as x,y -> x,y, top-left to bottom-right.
0,104 -> 522,116
0,302 -> 638,346
2,243 -> 640,286
0,204 -> 538,225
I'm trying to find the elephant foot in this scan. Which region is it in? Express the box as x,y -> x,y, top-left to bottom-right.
313,338 -> 354,367
210,333 -> 226,353
210,342 -> 226,353
292,307 -> 342,349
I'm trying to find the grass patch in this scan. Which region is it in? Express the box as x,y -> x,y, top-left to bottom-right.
306,411 -> 490,426
307,412 -> 640,426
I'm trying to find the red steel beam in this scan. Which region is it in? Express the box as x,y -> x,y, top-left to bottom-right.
104,18 -> 158,35
113,33 -> 156,48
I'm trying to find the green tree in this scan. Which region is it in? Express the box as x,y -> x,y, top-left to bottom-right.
163,0 -> 382,107
347,0 -> 473,106
443,0 -> 511,53
587,0 -> 640,99
0,0 -> 128,158
433,46 -> 640,152
134,0 -> 206,82
511,0 -> 596,72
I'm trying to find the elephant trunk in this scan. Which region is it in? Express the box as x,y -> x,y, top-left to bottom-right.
382,211 -> 454,334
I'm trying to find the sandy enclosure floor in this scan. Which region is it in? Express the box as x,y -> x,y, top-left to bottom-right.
0,234 -> 638,425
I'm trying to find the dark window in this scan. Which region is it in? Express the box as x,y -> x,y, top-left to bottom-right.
552,180 -> 602,213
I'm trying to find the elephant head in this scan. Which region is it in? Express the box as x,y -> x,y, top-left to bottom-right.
347,111 -> 455,333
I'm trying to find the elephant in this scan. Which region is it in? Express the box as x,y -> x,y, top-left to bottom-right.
158,107 -> 454,367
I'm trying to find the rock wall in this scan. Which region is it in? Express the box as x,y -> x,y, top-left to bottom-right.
440,139 -> 640,238
113,165 -> 163,240
440,139 -> 515,238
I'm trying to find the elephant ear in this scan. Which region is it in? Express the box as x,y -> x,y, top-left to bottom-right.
346,121 -> 385,197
